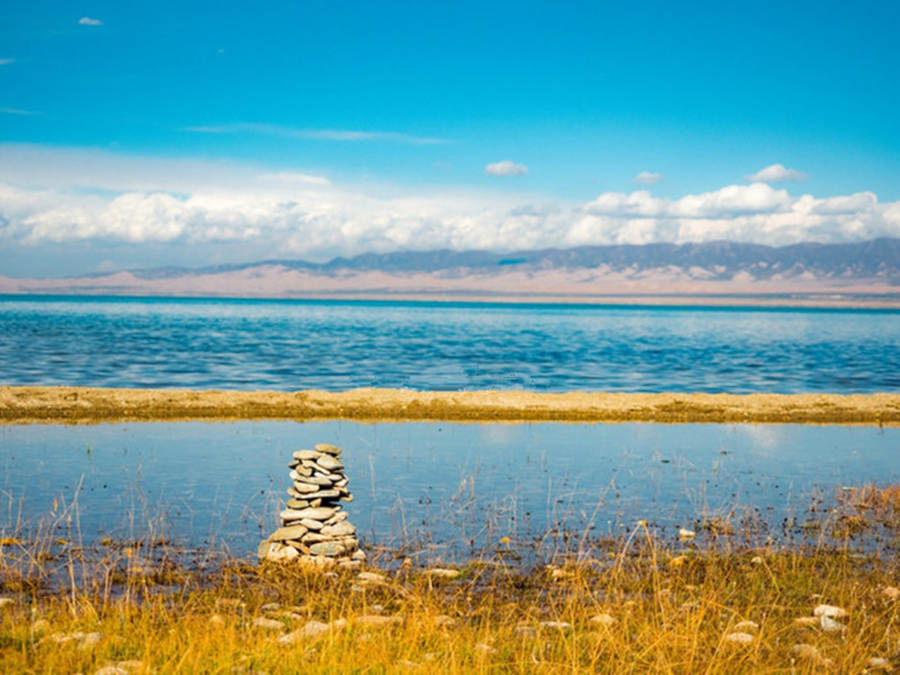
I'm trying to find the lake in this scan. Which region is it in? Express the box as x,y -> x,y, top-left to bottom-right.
1,294 -> 899,393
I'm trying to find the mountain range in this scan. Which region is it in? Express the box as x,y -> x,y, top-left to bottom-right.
2,238 -> 899,305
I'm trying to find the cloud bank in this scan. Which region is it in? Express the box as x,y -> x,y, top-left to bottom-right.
0,147 -> 898,269
78,17 -> 103,26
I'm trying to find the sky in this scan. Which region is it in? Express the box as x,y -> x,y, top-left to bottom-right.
1,1 -> 899,277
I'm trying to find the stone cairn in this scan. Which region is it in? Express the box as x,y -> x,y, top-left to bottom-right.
258,443 -> 365,566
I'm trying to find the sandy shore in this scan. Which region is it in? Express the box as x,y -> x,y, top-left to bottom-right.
1,386 -> 898,425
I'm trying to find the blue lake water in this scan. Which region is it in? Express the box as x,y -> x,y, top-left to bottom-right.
1,294 -> 899,392
1,421 -> 897,563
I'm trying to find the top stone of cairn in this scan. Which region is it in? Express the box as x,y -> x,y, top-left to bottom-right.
315,443 -> 342,456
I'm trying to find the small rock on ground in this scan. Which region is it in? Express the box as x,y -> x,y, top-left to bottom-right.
867,657 -> 893,671
724,632 -> 755,644
733,620 -> 759,633
813,604 -> 848,618
252,617 -> 284,631
589,613 -> 616,627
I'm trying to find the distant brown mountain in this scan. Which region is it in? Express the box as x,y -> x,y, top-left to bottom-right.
2,238 -> 898,305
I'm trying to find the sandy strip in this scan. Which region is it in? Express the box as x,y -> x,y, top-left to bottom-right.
1,386 -> 898,426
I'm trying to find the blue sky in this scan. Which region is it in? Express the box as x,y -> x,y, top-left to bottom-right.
1,1 -> 899,276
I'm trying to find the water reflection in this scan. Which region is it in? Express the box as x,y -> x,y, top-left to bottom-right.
0,421 -> 897,563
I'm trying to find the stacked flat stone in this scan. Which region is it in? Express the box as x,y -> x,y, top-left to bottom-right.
259,443 -> 364,565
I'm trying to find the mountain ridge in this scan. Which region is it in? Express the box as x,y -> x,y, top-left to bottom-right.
122,238 -> 900,282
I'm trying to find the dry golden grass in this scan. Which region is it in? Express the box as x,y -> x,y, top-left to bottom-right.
2,523 -> 899,673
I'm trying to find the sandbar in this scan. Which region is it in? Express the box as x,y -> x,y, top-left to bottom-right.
1,386 -> 898,426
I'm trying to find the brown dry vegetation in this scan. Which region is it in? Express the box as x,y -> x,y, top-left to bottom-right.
2,496 -> 900,673
2,386 -> 900,426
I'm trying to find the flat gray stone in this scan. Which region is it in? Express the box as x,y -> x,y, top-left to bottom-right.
325,511 -> 349,526
292,481 -> 319,494
293,449 -> 323,461
286,506 -> 338,521
302,532 -> 328,543
315,456 -> 344,472
286,498 -> 309,509
302,475 -> 333,487
321,522 -> 356,537
309,541 -> 347,557
269,524 -> 309,541
305,489 -> 340,500
300,518 -> 323,530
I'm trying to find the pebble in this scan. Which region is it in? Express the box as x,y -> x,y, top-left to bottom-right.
819,615 -> 844,632
475,643 -> 497,655
252,617 -> 284,631
589,613 -> 616,627
724,632 -> 755,644
515,624 -> 537,637
539,621 -> 571,630
279,618 -> 347,643
791,643 -> 833,667
355,614 -> 402,627
93,668 -> 127,675
813,604 -> 848,618
733,620 -> 759,634
792,616 -> 818,627
314,443 -> 342,455
867,657 -> 892,671
427,568 -> 460,579
357,571 -> 387,584
0,597 -> 13,608
883,586 -> 900,601
678,528 -> 696,540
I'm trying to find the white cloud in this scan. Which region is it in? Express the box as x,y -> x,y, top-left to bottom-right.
633,171 -> 664,185
0,59 -> 14,66
484,160 -> 528,177
745,163 -> 806,183
186,123 -> 447,145
0,145 -> 898,266
78,17 -> 103,26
